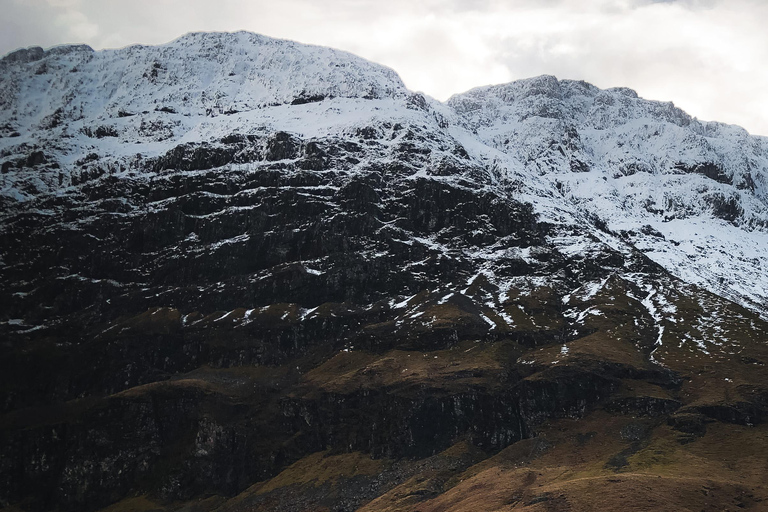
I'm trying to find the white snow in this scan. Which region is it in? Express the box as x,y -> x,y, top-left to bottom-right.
450,75 -> 768,317
479,313 -> 496,329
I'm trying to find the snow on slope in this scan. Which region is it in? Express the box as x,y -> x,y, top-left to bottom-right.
0,31 -> 406,127
0,31 -> 425,200
1,32 -> 767,316
448,75 -> 768,314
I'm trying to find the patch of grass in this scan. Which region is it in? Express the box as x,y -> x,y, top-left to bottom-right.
297,341 -> 517,395
251,450 -> 386,495
614,379 -> 674,400
518,331 -> 652,381
97,496 -> 165,512
626,428 -> 681,473
113,378 -> 218,398
358,441 -> 489,512
100,307 -> 182,338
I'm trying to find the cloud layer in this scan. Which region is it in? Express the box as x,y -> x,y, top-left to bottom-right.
3,0 -> 767,135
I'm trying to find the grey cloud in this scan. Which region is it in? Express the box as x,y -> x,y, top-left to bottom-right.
0,1 -> 70,53
0,0 -> 766,135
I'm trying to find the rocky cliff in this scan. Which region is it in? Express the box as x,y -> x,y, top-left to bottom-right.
1,32 -> 768,512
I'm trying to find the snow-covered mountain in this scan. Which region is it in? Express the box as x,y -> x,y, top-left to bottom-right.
0,31 -> 405,128
3,32 -> 768,512
448,75 -> 768,314
2,31 -> 767,316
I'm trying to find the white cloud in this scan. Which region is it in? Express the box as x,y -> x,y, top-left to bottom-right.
1,0 -> 767,135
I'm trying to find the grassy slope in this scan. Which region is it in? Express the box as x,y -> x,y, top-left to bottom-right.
78,274 -> 768,511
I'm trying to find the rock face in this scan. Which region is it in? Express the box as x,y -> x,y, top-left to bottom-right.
1,32 -> 768,512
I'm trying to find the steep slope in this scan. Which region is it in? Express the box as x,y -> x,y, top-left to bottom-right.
448,76 -> 768,313
1,32 -> 767,512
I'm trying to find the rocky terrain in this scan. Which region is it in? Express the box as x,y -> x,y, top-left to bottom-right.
1,31 -> 767,512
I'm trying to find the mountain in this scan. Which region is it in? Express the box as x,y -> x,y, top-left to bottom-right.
449,77 -> 768,313
1,31 -> 767,512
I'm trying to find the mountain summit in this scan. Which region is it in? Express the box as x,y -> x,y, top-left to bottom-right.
2,32 -> 768,512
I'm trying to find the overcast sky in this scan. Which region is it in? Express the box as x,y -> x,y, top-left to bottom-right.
2,0 -> 767,135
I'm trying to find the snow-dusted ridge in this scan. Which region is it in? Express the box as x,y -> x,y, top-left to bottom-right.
1,31 -> 767,317
448,74 -> 768,314
0,31 -> 406,126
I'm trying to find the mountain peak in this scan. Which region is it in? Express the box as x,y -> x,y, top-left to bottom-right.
0,30 -> 407,135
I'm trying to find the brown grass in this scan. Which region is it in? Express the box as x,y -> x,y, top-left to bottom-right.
297,340 -> 519,396
382,410 -> 768,512
97,496 -> 165,512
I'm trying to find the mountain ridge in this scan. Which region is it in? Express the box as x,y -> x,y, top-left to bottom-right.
2,32 -> 766,320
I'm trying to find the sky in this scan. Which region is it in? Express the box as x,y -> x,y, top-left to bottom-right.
2,0 -> 767,136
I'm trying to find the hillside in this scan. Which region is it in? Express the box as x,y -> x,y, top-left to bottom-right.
1,32 -> 767,512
